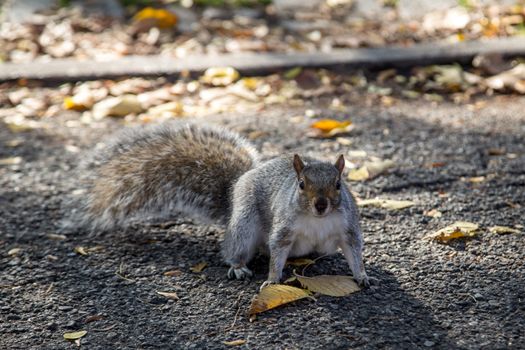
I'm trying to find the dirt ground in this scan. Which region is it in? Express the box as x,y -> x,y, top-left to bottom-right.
1,95 -> 524,349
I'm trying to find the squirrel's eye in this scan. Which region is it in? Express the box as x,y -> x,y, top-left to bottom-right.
335,180 -> 341,190
299,180 -> 305,190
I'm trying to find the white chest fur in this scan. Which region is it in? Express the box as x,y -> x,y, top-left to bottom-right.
289,212 -> 348,257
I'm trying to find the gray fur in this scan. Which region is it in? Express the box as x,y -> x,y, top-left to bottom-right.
64,124 -> 368,287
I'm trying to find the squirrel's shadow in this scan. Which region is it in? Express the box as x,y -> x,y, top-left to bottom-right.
97,223 -> 459,348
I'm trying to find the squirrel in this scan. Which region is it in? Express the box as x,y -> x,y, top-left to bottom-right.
66,122 -> 369,288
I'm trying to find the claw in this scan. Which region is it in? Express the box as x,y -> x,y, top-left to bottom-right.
227,266 -> 253,280
259,280 -> 276,291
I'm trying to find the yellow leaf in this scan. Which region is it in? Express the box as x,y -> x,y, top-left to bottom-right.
74,246 -> 88,256
201,67 -> 240,86
310,119 -> 351,133
286,258 -> 315,267
63,330 -> 87,340
425,221 -> 479,243
63,96 -> 90,111
295,275 -> 361,297
347,166 -> 369,181
241,77 -> 260,90
222,339 -> 246,346
348,159 -> 395,181
489,226 -> 521,234
357,198 -> 415,210
248,284 -> 312,316
133,7 -> 178,29
156,291 -> 179,300
190,261 -> 207,273
0,157 -> 22,165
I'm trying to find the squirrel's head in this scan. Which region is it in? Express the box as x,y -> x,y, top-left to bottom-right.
293,154 -> 345,217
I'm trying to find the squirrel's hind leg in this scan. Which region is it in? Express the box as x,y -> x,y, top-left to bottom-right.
222,208 -> 262,280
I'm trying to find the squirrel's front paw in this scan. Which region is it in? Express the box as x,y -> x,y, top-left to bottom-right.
227,266 -> 253,280
356,274 -> 371,288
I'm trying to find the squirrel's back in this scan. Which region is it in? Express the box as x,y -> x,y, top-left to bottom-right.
66,123 -> 259,231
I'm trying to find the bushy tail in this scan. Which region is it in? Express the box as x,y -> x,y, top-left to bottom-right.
63,123 -> 259,231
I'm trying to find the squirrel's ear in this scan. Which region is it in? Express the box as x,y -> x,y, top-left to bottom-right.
335,154 -> 345,175
293,154 -> 305,177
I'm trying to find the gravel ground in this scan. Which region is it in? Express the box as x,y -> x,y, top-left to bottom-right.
0,96 -> 524,349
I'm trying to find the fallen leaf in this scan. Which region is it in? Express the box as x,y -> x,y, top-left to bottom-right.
348,159 -> 395,181
133,7 -> 178,29
286,258 -> 315,267
222,339 -> 246,346
249,284 -> 312,317
84,315 -> 103,323
0,157 -> 22,165
63,91 -> 94,111
347,150 -> 367,158
284,67 -> 302,80
7,248 -> 21,256
5,139 -> 24,147
63,330 -> 87,340
296,275 -> 360,297
190,262 -> 207,273
357,198 -> 415,210
309,119 -> 353,138
201,67 -> 240,86
425,221 -> 479,243
467,176 -> 485,183
489,226 -> 521,234
486,64 -> 525,93
424,209 -> 443,218
93,95 -> 143,119
46,233 -> 67,240
311,119 -> 351,133
156,291 -> 179,300
147,101 -> 184,118
74,246 -> 88,256
163,269 -> 182,277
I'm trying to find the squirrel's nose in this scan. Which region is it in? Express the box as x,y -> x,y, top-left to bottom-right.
314,197 -> 328,213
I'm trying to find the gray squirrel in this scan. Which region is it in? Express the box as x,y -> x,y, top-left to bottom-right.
67,123 -> 369,288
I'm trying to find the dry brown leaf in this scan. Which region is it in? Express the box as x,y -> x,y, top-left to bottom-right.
46,233 -> 67,240
147,101 -> 184,118
93,95 -> 143,119
296,275 -> 360,297
7,248 -> 21,256
425,221 -> 479,243
348,159 -> 395,181
156,291 -> 179,300
489,226 -> 521,235
286,258 -> 315,267
486,64 -> 525,93
63,330 -> 87,340
74,246 -> 88,256
357,198 -> 415,210
424,209 -> 443,218
467,176 -> 485,183
201,67 -> 240,86
163,269 -> 182,277
222,339 -> 246,346
0,157 -> 22,166
190,262 -> 207,273
248,284 -> 312,317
